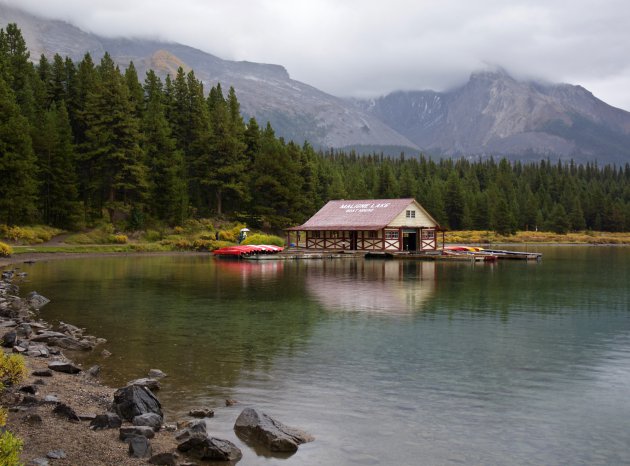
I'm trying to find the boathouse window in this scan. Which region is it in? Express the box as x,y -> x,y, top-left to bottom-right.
421,229 -> 434,239
385,230 -> 399,240
311,231 -> 320,238
406,210 -> 416,218
331,231 -> 339,238
368,231 -> 377,239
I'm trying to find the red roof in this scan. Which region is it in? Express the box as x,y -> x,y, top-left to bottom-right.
288,198 -> 419,231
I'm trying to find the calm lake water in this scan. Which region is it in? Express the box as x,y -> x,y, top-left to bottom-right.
18,246 -> 630,465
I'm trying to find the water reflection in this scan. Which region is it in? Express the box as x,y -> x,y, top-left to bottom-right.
304,260 -> 437,314
16,248 -> 630,466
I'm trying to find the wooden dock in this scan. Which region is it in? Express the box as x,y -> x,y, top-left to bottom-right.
220,247 -> 542,262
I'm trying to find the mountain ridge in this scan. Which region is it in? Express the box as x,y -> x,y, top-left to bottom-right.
354,70 -> 630,164
0,3 -> 418,152
2,4 -> 630,164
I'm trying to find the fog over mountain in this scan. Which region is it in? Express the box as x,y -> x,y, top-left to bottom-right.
2,3 -> 630,164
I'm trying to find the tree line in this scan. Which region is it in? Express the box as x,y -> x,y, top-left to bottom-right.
1,23 -> 629,234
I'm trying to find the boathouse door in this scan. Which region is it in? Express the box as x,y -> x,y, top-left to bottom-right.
349,231 -> 358,250
402,229 -> 417,251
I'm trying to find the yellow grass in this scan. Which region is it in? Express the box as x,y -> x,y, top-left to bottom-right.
444,230 -> 630,245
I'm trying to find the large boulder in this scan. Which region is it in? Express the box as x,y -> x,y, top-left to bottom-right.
53,403 -> 81,422
234,408 -> 313,452
128,435 -> 152,458
132,413 -> 163,431
2,331 -> 17,348
174,420 -> 207,442
90,412 -> 122,430
127,377 -> 161,391
31,331 -> 68,343
26,291 -> 50,309
112,385 -> 163,421
48,336 -> 94,351
48,361 -> 82,374
177,433 -> 242,462
119,426 -> 156,441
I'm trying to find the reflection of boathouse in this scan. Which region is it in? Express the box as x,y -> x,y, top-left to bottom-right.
306,260 -> 437,314
287,198 -> 441,252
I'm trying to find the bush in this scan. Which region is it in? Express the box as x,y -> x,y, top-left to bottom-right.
0,353 -> 27,389
65,223 -> 116,244
218,230 -> 236,242
0,429 -> 22,466
144,229 -> 162,242
0,242 -> 12,257
0,224 -> 62,245
242,234 -> 285,247
108,234 -> 128,244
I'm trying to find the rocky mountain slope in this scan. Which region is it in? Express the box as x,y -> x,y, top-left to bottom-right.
0,4 -> 417,151
3,4 -> 630,164
355,70 -> 630,164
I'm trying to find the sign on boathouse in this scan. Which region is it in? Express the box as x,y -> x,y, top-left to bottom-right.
286,198 -> 441,252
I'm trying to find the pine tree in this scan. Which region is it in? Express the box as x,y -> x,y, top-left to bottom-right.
444,172 -> 466,230
0,77 -> 38,224
546,203 -> 570,234
203,85 -> 248,215
0,24 -> 37,120
81,53 -> 148,223
38,102 -> 81,228
142,70 -> 188,224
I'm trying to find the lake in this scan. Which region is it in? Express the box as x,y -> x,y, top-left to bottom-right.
19,246 -> 630,465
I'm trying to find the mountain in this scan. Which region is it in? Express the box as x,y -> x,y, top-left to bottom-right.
2,5 -> 630,164
0,4 -> 418,152
354,69 -> 630,164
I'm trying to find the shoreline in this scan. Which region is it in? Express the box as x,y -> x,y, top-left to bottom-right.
0,251 -> 211,269
1,255 -> 312,465
2,242 -> 628,269
0,271 -> 182,465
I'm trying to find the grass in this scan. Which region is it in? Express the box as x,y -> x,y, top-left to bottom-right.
444,230 -> 630,245
5,223 -> 630,257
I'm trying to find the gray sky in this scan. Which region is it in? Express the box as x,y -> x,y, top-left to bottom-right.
6,0 -> 630,110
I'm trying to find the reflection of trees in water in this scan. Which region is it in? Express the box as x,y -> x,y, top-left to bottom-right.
304,260 -> 437,315
24,256 -> 321,401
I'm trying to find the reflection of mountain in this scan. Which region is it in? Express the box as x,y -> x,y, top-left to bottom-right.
305,260 -> 436,314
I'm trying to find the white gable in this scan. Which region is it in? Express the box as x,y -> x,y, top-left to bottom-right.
387,200 -> 438,228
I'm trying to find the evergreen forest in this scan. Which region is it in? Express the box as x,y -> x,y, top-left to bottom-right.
1,23 -> 629,234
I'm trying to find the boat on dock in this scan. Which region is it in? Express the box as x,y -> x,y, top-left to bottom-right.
212,245 -> 284,258
443,246 -> 541,261
475,248 -> 542,261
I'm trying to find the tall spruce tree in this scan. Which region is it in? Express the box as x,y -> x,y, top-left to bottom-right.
38,102 -> 81,228
0,76 -> 38,224
82,53 -> 148,223
142,70 -> 188,224
203,85 -> 248,215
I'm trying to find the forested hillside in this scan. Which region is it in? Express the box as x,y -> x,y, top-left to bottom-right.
1,23 -> 629,234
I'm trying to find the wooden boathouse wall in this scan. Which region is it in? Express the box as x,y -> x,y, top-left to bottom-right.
287,198 -> 440,252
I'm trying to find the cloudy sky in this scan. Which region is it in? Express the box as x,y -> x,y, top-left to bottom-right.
5,0 -> 630,110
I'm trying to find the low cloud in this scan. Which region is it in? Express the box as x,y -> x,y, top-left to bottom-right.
4,0 -> 630,110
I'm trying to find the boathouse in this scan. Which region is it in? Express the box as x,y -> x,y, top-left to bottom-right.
286,198 -> 441,252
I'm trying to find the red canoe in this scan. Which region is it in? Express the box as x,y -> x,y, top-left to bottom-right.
213,245 -> 284,257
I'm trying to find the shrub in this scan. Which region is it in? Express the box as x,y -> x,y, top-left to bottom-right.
0,429 -> 22,465
108,234 -> 128,244
0,242 -> 12,257
0,225 -> 61,245
66,223 -> 115,244
144,229 -> 162,242
0,353 -> 27,388
0,353 -> 26,465
218,230 -> 236,242
242,234 -> 285,247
